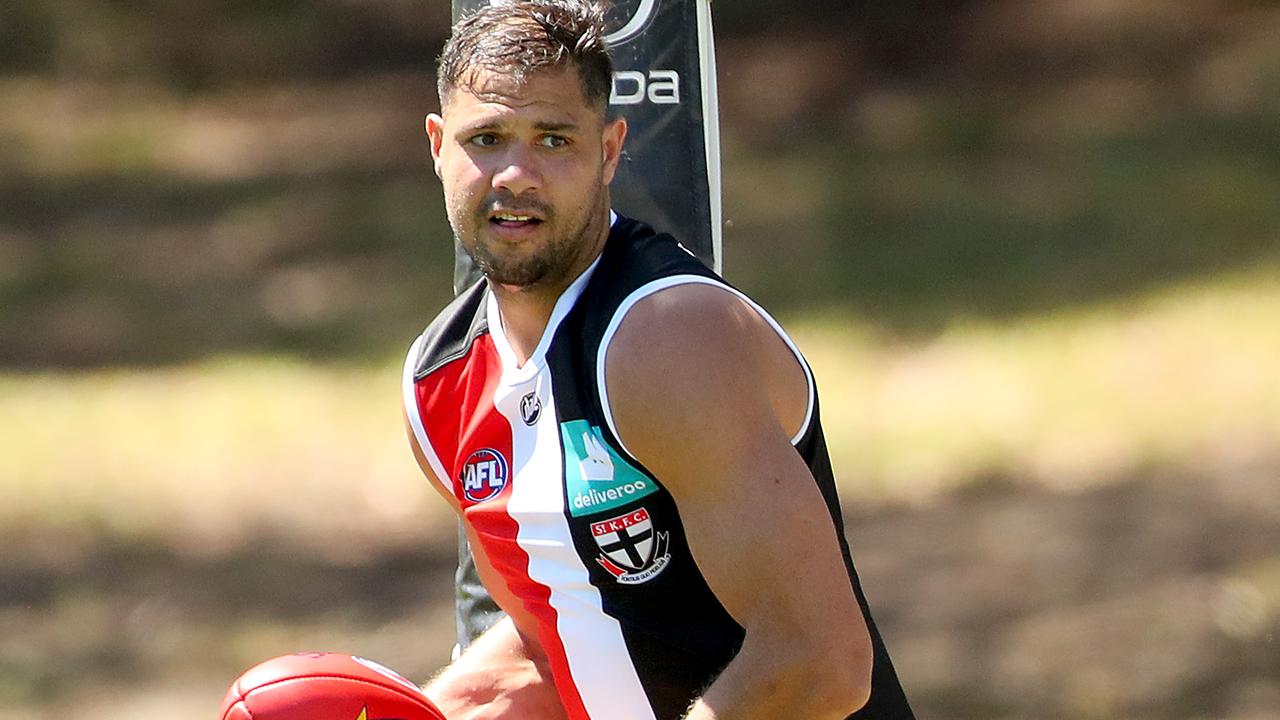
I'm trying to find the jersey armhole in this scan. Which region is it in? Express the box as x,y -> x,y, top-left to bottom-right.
596,275 -> 816,462
402,333 -> 455,495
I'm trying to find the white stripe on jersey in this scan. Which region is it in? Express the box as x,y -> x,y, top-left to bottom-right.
596,275 -> 817,463
494,368 -> 658,720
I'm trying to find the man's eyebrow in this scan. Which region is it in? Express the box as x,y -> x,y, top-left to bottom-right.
453,120 -> 580,134
456,120 -> 503,135
533,121 -> 580,133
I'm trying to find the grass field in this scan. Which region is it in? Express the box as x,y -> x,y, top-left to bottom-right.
6,264 -> 1278,525
3,2 -> 1279,716
3,268 -> 1278,719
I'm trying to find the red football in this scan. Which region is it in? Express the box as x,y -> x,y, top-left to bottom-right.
220,652 -> 447,720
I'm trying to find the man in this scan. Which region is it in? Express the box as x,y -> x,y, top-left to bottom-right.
402,2 -> 915,718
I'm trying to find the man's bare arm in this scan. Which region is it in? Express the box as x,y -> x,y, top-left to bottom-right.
606,284 -> 874,719
425,616 -> 568,720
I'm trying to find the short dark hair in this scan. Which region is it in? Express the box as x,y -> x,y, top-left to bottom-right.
437,0 -> 614,113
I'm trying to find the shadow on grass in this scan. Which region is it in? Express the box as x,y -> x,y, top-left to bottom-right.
845,462 -> 1280,719
0,167 -> 456,368
3,458 -> 1277,717
0,529 -> 458,705
730,111 -> 1280,331
6,105 -> 1280,370
3,6 -> 1280,368
10,102 -> 1280,368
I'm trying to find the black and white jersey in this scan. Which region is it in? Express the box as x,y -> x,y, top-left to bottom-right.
403,215 -> 914,719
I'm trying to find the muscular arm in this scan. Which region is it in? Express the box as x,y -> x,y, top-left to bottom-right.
425,609 -> 567,720
606,284 -> 874,719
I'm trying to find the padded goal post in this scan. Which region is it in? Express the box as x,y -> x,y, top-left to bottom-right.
447,0 -> 723,649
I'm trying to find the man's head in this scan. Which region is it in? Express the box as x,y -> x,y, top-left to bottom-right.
437,0 -> 614,116
427,0 -> 626,294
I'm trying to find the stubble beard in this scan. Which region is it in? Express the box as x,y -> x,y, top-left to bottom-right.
451,182 -> 608,291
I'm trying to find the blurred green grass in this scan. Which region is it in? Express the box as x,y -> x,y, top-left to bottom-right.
3,1 -> 1280,717
4,4 -> 1280,367
3,270 -> 1279,718
4,267 -> 1278,536
0,355 -> 448,553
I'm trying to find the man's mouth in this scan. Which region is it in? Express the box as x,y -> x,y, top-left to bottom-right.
489,211 -> 544,229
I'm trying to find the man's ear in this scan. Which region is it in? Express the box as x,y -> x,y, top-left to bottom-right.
425,113 -> 446,178
600,116 -> 628,186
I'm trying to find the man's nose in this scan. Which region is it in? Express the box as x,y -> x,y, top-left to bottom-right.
491,146 -> 541,196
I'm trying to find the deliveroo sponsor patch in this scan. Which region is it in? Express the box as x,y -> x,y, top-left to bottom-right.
561,420 -> 658,517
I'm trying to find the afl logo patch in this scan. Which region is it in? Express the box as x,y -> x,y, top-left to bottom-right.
520,391 -> 542,426
460,448 -> 509,503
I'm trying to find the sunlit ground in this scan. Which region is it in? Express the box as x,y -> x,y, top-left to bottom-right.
3,269 -> 1278,719
3,3 -> 1280,717
6,266 -> 1280,532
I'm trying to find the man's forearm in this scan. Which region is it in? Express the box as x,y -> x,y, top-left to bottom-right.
425,617 -> 568,720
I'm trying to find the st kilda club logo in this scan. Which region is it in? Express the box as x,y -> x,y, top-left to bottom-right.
460,448 -> 509,503
592,506 -> 671,584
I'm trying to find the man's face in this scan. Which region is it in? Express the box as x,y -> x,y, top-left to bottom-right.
427,65 -> 626,291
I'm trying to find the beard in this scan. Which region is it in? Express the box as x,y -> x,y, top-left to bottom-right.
468,241 -> 555,287
449,183 -> 607,290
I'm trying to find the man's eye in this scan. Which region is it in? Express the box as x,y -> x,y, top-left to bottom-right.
540,135 -> 569,148
469,134 -> 499,147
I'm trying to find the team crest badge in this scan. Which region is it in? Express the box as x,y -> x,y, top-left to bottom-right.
460,448 -> 509,503
592,507 -> 671,585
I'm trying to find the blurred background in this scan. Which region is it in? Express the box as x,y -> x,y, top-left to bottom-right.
2,0 -> 1278,718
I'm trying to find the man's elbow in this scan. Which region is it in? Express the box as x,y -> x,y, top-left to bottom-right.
817,664 -> 873,717
759,630 -> 871,717
809,658 -> 872,716
804,624 -> 874,716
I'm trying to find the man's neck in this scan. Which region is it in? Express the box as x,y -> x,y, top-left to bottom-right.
489,212 -> 612,366
489,282 -> 558,365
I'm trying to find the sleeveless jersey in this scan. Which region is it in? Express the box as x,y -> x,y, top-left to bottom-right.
403,216 -> 914,719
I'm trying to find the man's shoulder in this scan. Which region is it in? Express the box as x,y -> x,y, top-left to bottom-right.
408,279 -> 490,381
607,215 -> 712,274
591,214 -> 720,309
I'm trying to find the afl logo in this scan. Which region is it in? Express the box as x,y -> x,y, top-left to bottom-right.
460,448 -> 509,503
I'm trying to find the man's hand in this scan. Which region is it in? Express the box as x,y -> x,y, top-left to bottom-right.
425,617 -> 569,720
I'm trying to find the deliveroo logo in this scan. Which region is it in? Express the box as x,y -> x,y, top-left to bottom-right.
561,420 -> 657,517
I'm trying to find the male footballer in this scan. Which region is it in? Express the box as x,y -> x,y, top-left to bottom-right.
402,2 -> 915,717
